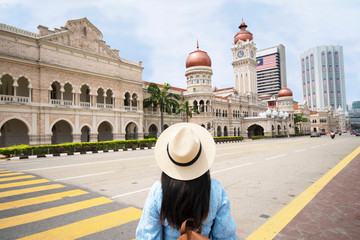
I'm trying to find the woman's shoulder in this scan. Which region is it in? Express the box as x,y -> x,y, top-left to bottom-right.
146,181 -> 162,203
210,178 -> 225,193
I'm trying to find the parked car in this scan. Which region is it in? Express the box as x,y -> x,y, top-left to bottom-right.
320,131 -> 327,135
350,130 -> 357,135
356,130 -> 360,137
311,132 -> 321,137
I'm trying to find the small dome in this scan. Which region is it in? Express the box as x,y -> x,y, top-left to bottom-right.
278,87 -> 293,97
272,109 -> 278,116
186,41 -> 212,68
266,108 -> 272,116
234,20 -> 253,44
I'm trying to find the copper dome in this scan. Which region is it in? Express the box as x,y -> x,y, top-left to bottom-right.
185,42 -> 212,68
278,87 -> 293,97
234,20 -> 253,44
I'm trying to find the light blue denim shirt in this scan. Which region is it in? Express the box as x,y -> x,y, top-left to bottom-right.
136,178 -> 238,239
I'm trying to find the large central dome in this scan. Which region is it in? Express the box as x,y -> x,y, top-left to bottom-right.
185,41 -> 212,68
234,19 -> 253,44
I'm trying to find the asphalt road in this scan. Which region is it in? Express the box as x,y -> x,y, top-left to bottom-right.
0,134 -> 359,239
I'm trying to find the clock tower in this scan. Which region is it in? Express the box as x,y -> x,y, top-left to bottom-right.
231,20 -> 257,95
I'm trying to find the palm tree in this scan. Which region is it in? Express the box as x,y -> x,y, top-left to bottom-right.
294,113 -> 308,133
143,83 -> 180,132
176,100 -> 200,122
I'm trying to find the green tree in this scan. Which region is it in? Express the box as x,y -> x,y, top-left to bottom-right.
294,113 -> 308,133
176,100 -> 200,122
143,83 -> 180,132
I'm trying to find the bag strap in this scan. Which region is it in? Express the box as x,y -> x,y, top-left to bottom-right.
180,218 -> 202,234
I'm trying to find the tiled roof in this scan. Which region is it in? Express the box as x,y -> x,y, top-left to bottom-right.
214,87 -> 233,92
144,81 -> 186,92
214,95 -> 228,100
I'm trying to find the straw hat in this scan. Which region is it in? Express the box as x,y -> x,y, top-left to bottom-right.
154,123 -> 216,181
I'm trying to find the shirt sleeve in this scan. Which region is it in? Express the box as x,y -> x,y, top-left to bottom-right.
211,180 -> 238,240
136,181 -> 163,240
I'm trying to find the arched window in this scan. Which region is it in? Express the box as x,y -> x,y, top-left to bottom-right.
63,83 -> 73,103
97,88 -> 105,105
0,74 -> 14,96
199,100 -> 204,112
124,92 -> 131,106
51,82 -> 61,100
193,100 -> 198,110
132,93 -> 138,107
106,89 -> 113,106
80,85 -> 91,106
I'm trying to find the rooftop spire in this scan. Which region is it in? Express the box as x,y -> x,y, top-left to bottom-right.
197,39 -> 199,50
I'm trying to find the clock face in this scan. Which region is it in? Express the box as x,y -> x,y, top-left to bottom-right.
250,50 -> 254,58
237,50 -> 244,58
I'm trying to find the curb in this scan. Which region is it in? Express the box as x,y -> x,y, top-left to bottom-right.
9,147 -> 153,160
8,140 -> 244,160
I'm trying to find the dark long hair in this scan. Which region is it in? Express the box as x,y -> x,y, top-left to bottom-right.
160,170 -> 211,230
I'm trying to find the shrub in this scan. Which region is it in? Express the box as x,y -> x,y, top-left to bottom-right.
0,139 -> 157,158
214,136 -> 244,143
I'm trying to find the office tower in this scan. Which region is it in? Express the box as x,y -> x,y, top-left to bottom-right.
300,45 -> 346,111
256,44 -> 287,95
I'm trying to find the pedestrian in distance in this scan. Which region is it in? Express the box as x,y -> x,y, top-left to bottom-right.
136,123 -> 237,239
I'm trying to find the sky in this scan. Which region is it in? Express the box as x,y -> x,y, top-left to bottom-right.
0,0 -> 359,107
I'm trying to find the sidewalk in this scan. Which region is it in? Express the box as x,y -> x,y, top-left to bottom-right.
247,146 -> 360,240
275,148 -> 360,239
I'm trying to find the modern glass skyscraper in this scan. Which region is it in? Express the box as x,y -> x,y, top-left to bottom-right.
300,45 -> 346,111
256,44 -> 287,96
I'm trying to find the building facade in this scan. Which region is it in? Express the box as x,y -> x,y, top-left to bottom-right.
0,18 -> 144,147
349,101 -> 360,129
300,45 -> 346,112
256,44 -> 287,96
0,18 -> 295,147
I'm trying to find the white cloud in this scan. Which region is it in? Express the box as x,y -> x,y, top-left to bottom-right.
1,0 -> 359,104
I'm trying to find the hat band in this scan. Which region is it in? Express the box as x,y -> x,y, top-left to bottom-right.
166,143 -> 202,167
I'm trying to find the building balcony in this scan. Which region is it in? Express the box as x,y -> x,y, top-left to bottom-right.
50,99 -> 73,106
124,105 -> 138,111
96,103 -> 114,109
0,95 -> 30,103
80,101 -> 91,108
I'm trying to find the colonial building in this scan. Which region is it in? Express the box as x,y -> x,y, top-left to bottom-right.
0,18 -> 144,147
143,20 -> 295,139
0,18 -> 295,147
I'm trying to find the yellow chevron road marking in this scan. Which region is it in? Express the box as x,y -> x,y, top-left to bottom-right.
0,189 -> 88,211
0,175 -> 35,182
0,197 -> 113,230
0,184 -> 65,198
18,207 -> 142,240
0,179 -> 49,189
0,172 -> 25,177
0,170 -> 11,174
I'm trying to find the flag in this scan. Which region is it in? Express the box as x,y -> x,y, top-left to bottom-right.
256,54 -> 277,71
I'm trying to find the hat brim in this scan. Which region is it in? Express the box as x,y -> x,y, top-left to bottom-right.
154,123 -> 216,181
